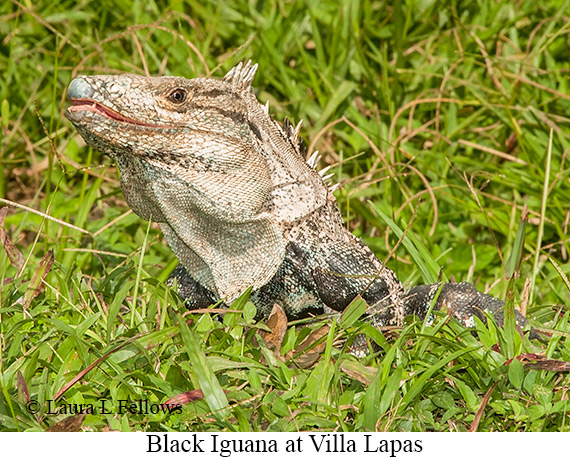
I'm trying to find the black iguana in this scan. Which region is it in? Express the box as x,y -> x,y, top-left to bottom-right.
65,61 -> 527,332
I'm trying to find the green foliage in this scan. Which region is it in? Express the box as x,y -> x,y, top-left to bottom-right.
1,0 -> 570,432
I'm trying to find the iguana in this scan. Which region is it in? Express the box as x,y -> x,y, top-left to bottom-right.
65,61 -> 527,332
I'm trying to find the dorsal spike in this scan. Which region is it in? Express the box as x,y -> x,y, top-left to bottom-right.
260,97 -> 306,159
318,165 -> 332,177
280,117 -> 308,158
294,119 -> 303,140
223,60 -> 258,90
274,118 -> 284,133
306,151 -> 321,169
298,136 -> 307,158
282,117 -> 292,133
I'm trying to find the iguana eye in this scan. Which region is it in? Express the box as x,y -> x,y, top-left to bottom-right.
167,88 -> 187,104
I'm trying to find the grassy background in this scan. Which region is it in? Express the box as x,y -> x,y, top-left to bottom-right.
1,0 -> 570,431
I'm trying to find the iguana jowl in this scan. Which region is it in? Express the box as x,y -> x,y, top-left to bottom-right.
66,61 -> 526,330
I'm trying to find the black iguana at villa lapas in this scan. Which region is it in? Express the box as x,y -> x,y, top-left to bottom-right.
65,61 -> 528,334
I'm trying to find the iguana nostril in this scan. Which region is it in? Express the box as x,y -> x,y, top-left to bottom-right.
67,77 -> 94,99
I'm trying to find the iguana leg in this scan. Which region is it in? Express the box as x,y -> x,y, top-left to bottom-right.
402,282 -> 529,328
251,242 -> 326,320
171,243 -> 326,320
310,239 -> 405,325
311,248 -> 394,312
307,239 -> 528,330
168,264 -> 217,309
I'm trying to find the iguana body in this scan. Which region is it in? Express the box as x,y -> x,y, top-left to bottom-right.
66,61 -> 526,330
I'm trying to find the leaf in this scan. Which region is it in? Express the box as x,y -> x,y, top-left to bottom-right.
106,280 -> 134,338
339,358 -> 378,386
505,212 -> 527,279
454,378 -> 479,412
22,250 -> 54,312
207,356 -> 252,372
508,358 -> 524,389
0,206 -> 24,271
177,315 -> 229,419
54,332 -> 145,401
528,404 -> 545,421
516,353 -> 570,372
271,396 -> 290,417
431,391 -> 455,410
523,370 -> 537,395
549,257 -> 570,294
1,99 -> 9,130
369,203 -> 442,283
243,301 -> 257,323
402,347 -> 476,404
314,80 -> 356,130
531,360 -> 570,371
288,324 -> 330,368
163,390 -> 204,406
379,366 -> 404,415
305,359 -> 334,404
223,287 -> 251,327
469,380 -> 499,432
16,371 -> 30,404
46,413 -> 86,432
138,325 -> 180,350
362,369 -> 382,431
340,295 -> 368,329
257,303 -> 288,353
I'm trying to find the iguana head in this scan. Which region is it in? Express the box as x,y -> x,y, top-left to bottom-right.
66,61 -> 328,223
66,61 -> 330,301
66,71 -> 255,162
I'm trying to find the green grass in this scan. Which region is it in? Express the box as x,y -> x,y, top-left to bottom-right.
1,0 -> 570,431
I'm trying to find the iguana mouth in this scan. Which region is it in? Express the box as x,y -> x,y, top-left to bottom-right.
68,99 -> 164,128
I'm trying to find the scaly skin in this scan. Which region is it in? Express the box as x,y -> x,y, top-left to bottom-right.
66,61 -> 527,330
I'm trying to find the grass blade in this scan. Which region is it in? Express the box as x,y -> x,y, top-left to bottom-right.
177,315 -> 229,420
